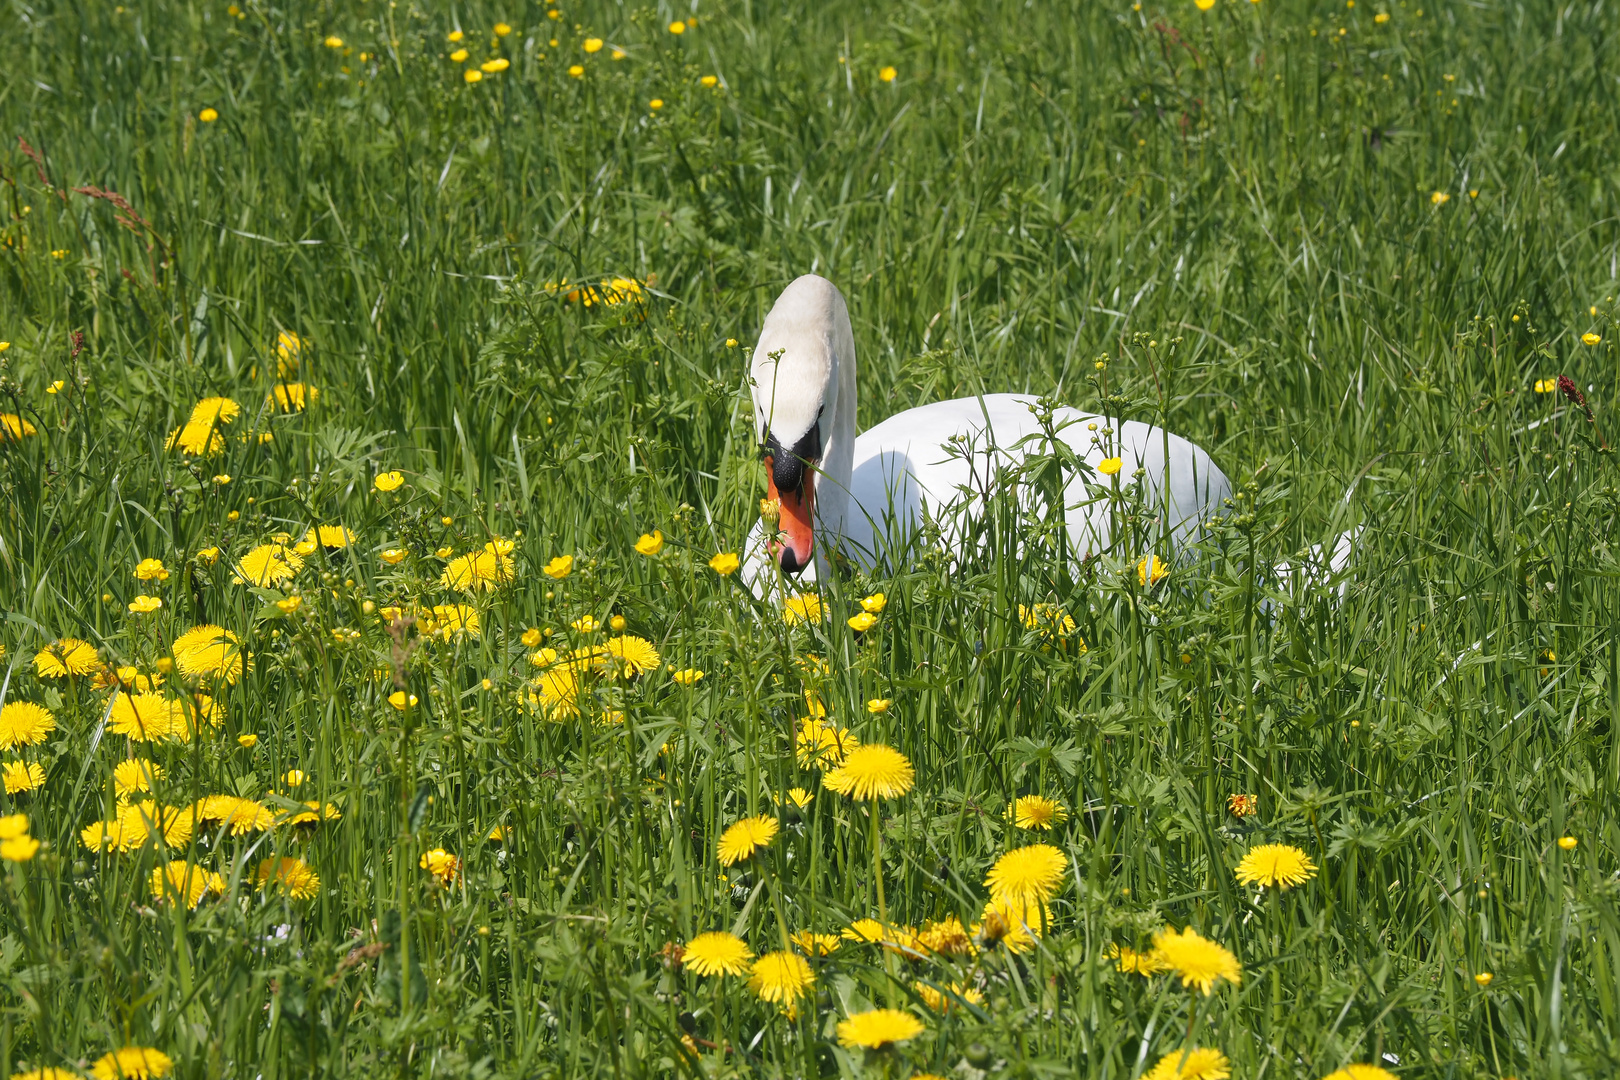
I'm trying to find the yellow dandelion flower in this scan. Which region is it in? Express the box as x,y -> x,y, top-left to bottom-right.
1010,795 -> 1067,831
1227,793 -> 1258,817
635,530 -> 664,555
1234,844 -> 1317,889
0,833 -> 37,861
699,74 -> 718,87
603,634 -> 661,676
1319,1066 -> 1398,1080
0,815 -> 26,841
236,543 -> 303,586
2,761 -> 45,794
420,848 -> 461,884
914,980 -> 983,1013
682,931 -> 752,976
978,895 -> 1043,953
269,382 -> 317,411
671,668 -> 704,686
717,815 -> 778,866
1151,926 -> 1242,995
985,843 -> 1068,904
782,786 -> 814,809
423,603 -> 480,639
1138,554 -> 1168,586
823,743 -> 914,800
543,554 -> 574,579
114,760 -> 163,798
789,930 -> 840,956
0,414 -> 37,440
748,950 -> 815,1007
796,719 -> 858,769
1018,603 -> 1081,647
257,856 -> 321,899
91,1049 -> 174,1080
1144,1047 -> 1231,1080
282,801 -> 342,827
304,524 -> 355,549
649,97 -> 664,109
783,593 -> 822,624
172,625 -> 247,684
10,1066 -> 79,1080
835,1008 -> 924,1050
197,795 -> 274,835
441,543 -> 515,593
34,638 -> 100,678
708,551 -> 740,575
274,330 -> 302,373
0,703 -> 56,750
149,860 -> 225,908
1107,942 -> 1169,975
918,915 -> 976,957
842,918 -> 887,944
108,694 -> 183,742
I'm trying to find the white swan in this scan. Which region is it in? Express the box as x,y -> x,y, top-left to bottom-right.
742,274 -> 1235,587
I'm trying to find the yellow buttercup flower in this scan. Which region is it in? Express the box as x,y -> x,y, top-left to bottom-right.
1144,1047 -> 1231,1080
199,107 -> 219,122
717,815 -> 778,866
543,555 -> 574,579
465,69 -> 483,83
1234,843 -> 1317,889
583,37 -> 603,52
419,848 -> 461,885
668,20 -> 686,33
1431,191 -> 1451,205
388,691 -> 418,711
374,471 -> 405,492
860,592 -> 887,613
481,58 -> 510,73
634,530 -> 664,555
567,64 -> 584,78
878,65 -> 897,82
450,48 -> 470,62
1194,0 -> 1216,9
323,35 -> 343,48
1151,926 -> 1242,994
1097,456 -> 1123,476
848,611 -> 878,632
866,698 -> 891,714
1582,332 -> 1602,345
682,931 -> 752,976
822,743 -> 914,800
1558,835 -> 1578,850
134,557 -> 170,581
709,551 -> 740,575
0,414 -> 37,440
1474,971 -> 1493,987
835,1008 -> 924,1050
699,74 -> 717,87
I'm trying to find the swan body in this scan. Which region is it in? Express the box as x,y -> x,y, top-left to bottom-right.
743,274 -> 1234,588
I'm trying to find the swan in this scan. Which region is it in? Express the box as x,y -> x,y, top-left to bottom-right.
741,274 -> 1235,589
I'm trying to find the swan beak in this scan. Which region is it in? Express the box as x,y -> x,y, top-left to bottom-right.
764,462 -> 816,575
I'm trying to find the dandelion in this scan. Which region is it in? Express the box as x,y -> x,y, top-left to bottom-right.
91,1049 -> 174,1080
671,668 -> 704,686
197,795 -> 274,835
420,848 -> 461,885
823,743 -> 914,800
495,22 -> 512,35
481,58 -> 510,73
269,383 -> 316,411
135,557 -> 170,581
842,918 -> 887,943
1319,1068 -> 1397,1080
150,860 -> 225,908
236,543 -> 303,586
634,530 -> 664,555
1227,793 -> 1258,817
985,843 -> 1068,904
543,555 -> 574,579
283,801 -> 342,828
782,787 -> 814,808
1107,943 -> 1169,975
682,931 -> 752,976
848,611 -> 878,632
1151,926 -> 1242,994
783,593 -> 822,624
835,1008 -> 924,1050
172,625 -> 247,684
914,980 -> 983,1013
114,760 -> 163,798
34,639 -> 100,678
423,604 -> 480,638
1582,332 -> 1602,345
1234,843 -> 1318,889
1144,1047 -> 1231,1080
441,541 -> 516,592
1138,555 -> 1168,586
2,762 -> 45,794
0,814 -> 27,840
0,409 -> 40,441
1194,0 -> 1217,8
796,719 -> 857,768
1019,602 -> 1079,642
603,635 -> 661,676
748,951 -> 815,1007
0,703 -> 57,749
10,1067 -> 79,1080
1010,795 -> 1068,831
306,524 -> 355,550
700,74 -> 718,87
717,815 -> 778,866
917,916 -> 975,956
257,857 -> 321,899
978,896 -> 1043,953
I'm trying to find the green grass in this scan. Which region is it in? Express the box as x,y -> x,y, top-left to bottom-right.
3,0 -> 1620,1076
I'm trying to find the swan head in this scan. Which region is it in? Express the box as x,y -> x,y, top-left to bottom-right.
749,275 -> 848,575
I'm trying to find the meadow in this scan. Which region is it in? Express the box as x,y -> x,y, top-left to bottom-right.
2,0 -> 1620,1076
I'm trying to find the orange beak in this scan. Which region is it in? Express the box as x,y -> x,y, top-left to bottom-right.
764,456 -> 816,575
